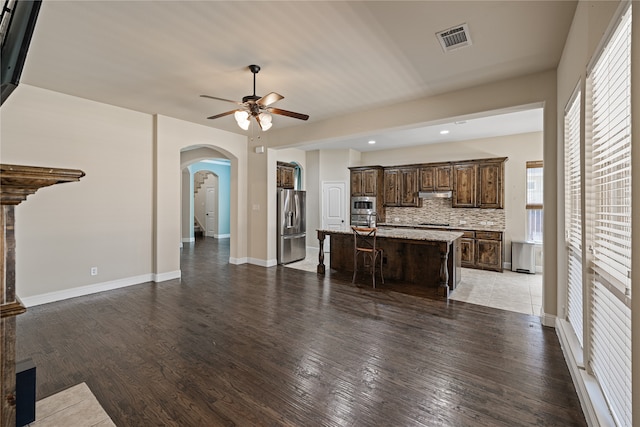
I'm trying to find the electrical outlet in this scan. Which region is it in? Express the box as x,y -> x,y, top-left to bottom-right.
90,267 -> 98,276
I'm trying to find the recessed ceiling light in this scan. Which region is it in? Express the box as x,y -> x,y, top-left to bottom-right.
368,140 -> 376,145
440,130 -> 450,135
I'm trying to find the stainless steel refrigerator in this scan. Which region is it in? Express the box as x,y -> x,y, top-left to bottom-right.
277,189 -> 306,264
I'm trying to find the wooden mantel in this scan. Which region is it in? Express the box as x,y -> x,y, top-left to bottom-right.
1,164 -> 84,427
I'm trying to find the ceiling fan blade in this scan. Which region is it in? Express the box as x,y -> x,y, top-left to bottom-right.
268,107 -> 309,121
257,92 -> 284,107
207,110 -> 237,120
200,95 -> 243,105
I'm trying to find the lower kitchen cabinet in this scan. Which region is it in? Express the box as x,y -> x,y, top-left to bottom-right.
459,231 -> 476,268
446,229 -> 503,272
474,231 -> 503,272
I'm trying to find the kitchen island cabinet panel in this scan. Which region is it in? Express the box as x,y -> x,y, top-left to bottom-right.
317,227 -> 462,296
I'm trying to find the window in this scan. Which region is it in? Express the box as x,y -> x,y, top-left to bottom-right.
564,88 -> 583,347
526,161 -> 543,242
585,4 -> 632,426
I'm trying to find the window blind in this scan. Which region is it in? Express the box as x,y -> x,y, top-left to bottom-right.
585,4 -> 632,426
588,4 -> 632,299
564,89 -> 583,347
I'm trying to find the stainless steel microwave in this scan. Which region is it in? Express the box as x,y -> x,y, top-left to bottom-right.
351,196 -> 376,214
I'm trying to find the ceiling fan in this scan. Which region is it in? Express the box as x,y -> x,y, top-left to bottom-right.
201,65 -> 309,131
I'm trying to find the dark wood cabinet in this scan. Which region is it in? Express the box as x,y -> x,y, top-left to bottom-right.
452,163 -> 477,207
358,157 -> 505,209
448,229 -> 503,271
384,167 -> 419,207
470,231 -> 503,272
475,231 -> 503,271
419,164 -> 452,191
277,162 -> 295,189
383,169 -> 399,206
477,161 -> 504,208
350,167 -> 381,197
452,158 -> 506,208
459,231 -> 476,268
399,168 -> 419,206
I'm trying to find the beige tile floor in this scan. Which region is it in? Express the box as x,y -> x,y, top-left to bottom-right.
26,382 -> 115,427
449,266 -> 542,316
286,248 -> 542,316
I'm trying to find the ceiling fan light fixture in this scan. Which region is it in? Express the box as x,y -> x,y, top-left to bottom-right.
258,112 -> 272,131
234,110 -> 251,130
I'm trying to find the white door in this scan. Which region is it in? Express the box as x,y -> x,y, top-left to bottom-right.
322,181 -> 346,252
205,186 -> 217,237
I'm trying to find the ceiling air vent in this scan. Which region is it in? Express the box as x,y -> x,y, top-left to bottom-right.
436,23 -> 472,52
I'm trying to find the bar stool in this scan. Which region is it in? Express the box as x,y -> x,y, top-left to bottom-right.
351,226 -> 384,288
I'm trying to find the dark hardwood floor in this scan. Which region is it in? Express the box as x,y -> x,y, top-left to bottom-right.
17,237 -> 586,426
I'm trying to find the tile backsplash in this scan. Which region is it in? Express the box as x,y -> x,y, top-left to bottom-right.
385,198 -> 505,230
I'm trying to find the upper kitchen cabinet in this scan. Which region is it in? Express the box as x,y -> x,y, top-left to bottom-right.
277,162 -> 295,189
452,158 -> 507,208
384,167 -> 419,207
350,166 -> 383,197
419,164 -> 452,191
399,168 -> 419,206
383,169 -> 399,206
477,159 -> 505,208
452,163 -> 477,207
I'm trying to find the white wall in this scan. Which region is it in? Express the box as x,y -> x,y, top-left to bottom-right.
1,85 -> 154,300
155,115 -> 248,266
0,85 -> 249,304
361,132 -> 543,264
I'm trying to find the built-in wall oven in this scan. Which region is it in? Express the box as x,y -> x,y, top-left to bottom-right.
351,196 -> 376,227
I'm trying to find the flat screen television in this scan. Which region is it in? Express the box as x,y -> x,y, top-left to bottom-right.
1,0 -> 42,106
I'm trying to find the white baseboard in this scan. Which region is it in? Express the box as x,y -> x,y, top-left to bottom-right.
229,257 -> 248,265
215,234 -> 231,239
19,270 -> 182,307
182,237 -> 195,243
540,310 -> 556,328
153,270 -> 181,282
249,257 -> 277,267
20,274 -> 153,307
556,319 -> 615,427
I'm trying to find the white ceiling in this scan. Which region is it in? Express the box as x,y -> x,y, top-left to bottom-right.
19,1 -> 575,151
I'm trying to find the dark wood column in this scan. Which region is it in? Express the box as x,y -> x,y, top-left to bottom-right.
0,164 -> 84,427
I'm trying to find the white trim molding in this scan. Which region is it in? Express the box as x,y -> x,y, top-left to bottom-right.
153,270 -> 181,282
556,319 -> 616,427
540,310 -> 556,328
229,257 -> 248,265
249,257 -> 277,268
20,274 -> 154,307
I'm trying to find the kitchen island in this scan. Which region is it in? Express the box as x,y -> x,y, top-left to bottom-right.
317,227 -> 463,297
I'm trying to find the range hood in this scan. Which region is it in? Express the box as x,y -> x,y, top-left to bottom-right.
418,191 -> 453,199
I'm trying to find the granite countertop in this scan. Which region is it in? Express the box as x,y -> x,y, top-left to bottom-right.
377,222 -> 504,232
317,226 -> 463,243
